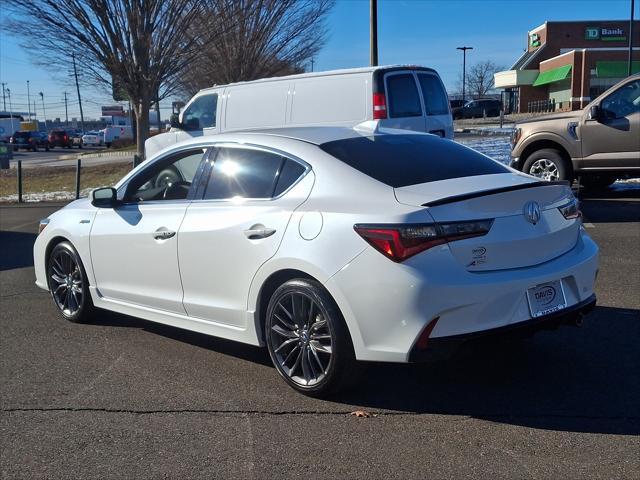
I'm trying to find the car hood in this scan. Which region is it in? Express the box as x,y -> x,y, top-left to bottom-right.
516,111 -> 582,126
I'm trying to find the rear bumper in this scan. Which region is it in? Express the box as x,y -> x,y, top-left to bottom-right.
408,294 -> 596,362
325,228 -> 599,363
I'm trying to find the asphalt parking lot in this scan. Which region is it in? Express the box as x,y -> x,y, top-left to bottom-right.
1,189 -> 639,479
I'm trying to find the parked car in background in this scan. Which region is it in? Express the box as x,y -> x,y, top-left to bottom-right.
511,74 -> 640,189
69,130 -> 83,148
82,131 -> 104,146
34,126 -> 598,395
48,129 -> 75,148
145,65 -> 453,157
452,99 -> 502,119
10,130 -> 50,151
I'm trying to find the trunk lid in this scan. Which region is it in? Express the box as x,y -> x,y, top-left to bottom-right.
395,174 -> 580,271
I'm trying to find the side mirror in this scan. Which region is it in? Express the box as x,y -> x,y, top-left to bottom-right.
588,105 -> 601,122
91,187 -> 118,208
170,113 -> 183,129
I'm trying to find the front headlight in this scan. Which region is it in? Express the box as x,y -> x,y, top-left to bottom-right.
558,197 -> 581,220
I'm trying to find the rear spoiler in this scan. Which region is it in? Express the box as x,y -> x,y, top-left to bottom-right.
422,180 -> 570,207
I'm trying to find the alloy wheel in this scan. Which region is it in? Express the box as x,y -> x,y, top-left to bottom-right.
268,292 -> 333,387
49,249 -> 84,316
529,158 -> 560,181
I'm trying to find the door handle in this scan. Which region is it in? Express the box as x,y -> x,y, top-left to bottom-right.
153,228 -> 176,240
244,224 -> 276,240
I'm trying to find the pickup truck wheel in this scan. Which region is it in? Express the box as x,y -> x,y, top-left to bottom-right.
522,149 -> 570,182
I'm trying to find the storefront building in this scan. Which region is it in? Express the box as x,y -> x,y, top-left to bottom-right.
494,20 -> 640,113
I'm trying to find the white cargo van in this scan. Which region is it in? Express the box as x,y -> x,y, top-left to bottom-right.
104,125 -> 133,147
145,65 -> 453,157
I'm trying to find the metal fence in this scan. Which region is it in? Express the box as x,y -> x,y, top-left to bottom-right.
526,99 -> 572,113
4,155 -> 141,203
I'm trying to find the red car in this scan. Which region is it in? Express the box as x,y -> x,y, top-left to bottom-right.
48,130 -> 75,148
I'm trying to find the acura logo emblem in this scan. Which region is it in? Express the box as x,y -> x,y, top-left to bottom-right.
524,201 -> 541,225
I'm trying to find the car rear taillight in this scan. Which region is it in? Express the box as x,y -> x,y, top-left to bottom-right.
373,92 -> 387,120
354,220 -> 494,262
558,197 -> 581,220
64,135 -> 68,141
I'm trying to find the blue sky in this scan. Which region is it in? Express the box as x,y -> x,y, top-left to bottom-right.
0,0 -> 635,119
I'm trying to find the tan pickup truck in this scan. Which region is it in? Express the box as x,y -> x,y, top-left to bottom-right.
510,74 -> 640,189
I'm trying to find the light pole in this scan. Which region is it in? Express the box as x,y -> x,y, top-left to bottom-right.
27,80 -> 31,120
39,92 -> 47,131
6,88 -> 15,135
457,46 -> 473,104
629,0 -> 636,76
370,0 -> 378,66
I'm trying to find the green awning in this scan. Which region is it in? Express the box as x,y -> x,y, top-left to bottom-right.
596,61 -> 640,78
533,65 -> 572,87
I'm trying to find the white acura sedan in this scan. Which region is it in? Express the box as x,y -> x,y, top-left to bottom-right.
34,127 -> 598,395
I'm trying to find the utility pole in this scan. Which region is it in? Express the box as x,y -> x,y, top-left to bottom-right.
27,80 -> 31,120
310,58 -> 315,72
1,83 -> 6,111
457,46 -> 473,104
72,54 -> 85,132
629,0 -> 636,76
39,92 -> 47,131
33,100 -> 37,121
370,0 -> 378,66
63,92 -> 69,125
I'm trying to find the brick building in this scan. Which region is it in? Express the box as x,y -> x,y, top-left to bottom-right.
494,20 -> 639,113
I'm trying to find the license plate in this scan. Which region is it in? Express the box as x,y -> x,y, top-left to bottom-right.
526,280 -> 567,318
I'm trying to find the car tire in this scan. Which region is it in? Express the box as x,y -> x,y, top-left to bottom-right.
522,148 -> 571,182
47,241 -> 95,324
265,278 -> 357,397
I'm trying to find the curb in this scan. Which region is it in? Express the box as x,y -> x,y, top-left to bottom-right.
454,128 -> 513,137
80,151 -> 135,160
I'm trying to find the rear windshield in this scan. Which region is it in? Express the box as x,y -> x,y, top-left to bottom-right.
14,131 -> 31,138
319,134 -> 508,188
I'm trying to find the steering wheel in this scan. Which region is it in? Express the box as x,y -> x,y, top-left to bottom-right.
162,180 -> 191,200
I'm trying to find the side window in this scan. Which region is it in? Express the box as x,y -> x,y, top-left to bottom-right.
600,80 -> 640,119
182,93 -> 218,131
386,74 -> 422,118
417,74 -> 450,115
273,159 -> 306,197
203,147 -> 283,200
125,148 -> 208,202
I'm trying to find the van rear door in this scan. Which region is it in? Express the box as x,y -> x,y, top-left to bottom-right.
380,71 -> 425,132
416,71 -> 453,139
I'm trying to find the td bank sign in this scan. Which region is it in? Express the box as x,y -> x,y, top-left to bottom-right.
585,27 -> 626,41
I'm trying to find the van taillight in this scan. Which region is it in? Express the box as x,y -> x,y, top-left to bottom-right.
373,93 -> 387,119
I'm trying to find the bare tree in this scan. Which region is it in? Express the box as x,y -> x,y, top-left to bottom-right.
4,0 -> 204,157
457,60 -> 504,99
180,0 -> 334,96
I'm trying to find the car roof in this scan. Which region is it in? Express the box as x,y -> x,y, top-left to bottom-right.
193,124 -> 430,147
